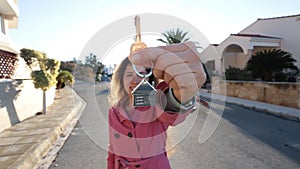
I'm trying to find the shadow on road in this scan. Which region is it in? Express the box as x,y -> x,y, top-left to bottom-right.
217,100 -> 300,165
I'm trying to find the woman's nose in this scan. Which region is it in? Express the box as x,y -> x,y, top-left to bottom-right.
131,75 -> 143,85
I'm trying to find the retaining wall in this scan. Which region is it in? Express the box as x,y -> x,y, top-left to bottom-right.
0,79 -> 55,132
212,77 -> 300,109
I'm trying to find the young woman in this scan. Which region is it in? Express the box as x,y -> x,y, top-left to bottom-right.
107,42 -> 206,169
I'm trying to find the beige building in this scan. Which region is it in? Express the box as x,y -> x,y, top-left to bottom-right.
201,14 -> 300,75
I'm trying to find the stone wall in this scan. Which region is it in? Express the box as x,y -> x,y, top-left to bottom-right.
0,79 -> 55,132
211,77 -> 300,109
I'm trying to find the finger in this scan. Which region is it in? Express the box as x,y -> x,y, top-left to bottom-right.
128,47 -> 168,67
153,49 -> 201,73
153,63 -> 202,84
166,62 -> 206,91
166,64 -> 192,76
160,41 -> 196,53
193,70 -> 207,87
154,52 -> 185,73
169,73 -> 200,102
128,42 -> 198,67
152,52 -> 194,80
168,73 -> 199,89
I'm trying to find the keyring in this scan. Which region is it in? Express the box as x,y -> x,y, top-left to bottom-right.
131,61 -> 157,107
131,62 -> 153,78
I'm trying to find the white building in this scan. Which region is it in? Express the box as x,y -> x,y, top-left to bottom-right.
0,0 -> 20,79
201,14 -> 300,75
0,0 -> 55,132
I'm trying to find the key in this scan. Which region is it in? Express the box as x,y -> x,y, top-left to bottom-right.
130,15 -> 156,107
130,16 -> 147,54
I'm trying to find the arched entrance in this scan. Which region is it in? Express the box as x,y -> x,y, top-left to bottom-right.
222,44 -> 247,69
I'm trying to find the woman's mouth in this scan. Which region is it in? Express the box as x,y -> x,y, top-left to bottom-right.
129,86 -> 136,93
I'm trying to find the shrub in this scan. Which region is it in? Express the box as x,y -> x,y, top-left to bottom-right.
225,66 -> 252,81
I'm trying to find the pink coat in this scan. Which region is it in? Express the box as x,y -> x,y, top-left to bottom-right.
107,83 -> 193,169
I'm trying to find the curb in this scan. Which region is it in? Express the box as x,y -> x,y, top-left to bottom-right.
199,90 -> 300,122
229,102 -> 300,122
6,87 -> 86,169
228,101 -> 300,121
36,89 -> 87,169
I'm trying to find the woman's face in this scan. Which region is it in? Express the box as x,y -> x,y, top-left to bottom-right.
123,64 -> 148,96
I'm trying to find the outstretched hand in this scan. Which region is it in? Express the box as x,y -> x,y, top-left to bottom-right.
128,42 -> 206,104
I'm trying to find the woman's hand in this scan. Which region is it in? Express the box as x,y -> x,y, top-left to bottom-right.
128,41 -> 206,104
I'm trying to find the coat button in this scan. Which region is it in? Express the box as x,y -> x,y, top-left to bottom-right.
114,133 -> 120,139
135,164 -> 141,168
127,132 -> 133,138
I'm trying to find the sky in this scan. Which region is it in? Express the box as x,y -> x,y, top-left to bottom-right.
9,0 -> 300,65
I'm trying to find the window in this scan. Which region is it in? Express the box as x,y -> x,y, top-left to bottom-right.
206,60 -> 215,71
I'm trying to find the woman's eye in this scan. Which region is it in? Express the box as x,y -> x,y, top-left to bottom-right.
139,72 -> 147,75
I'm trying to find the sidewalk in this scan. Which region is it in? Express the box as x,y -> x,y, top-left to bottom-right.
0,87 -> 86,169
200,89 -> 300,121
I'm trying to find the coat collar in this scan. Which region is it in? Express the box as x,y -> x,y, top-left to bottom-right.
116,105 -> 151,123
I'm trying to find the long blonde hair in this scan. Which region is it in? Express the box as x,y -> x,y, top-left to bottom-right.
109,57 -> 131,107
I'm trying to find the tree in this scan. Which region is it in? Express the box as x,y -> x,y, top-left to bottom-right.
246,49 -> 298,81
83,53 -> 108,81
56,70 -> 75,90
157,28 -> 190,45
60,61 -> 76,73
20,48 -> 60,114
85,53 -> 101,70
20,48 -> 44,69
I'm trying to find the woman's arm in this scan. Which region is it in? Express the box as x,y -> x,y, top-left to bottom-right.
155,81 -> 197,126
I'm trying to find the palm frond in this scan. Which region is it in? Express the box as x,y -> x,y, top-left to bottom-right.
246,49 -> 298,81
157,28 -> 191,45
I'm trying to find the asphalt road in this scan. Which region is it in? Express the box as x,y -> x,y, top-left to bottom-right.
49,81 -> 300,169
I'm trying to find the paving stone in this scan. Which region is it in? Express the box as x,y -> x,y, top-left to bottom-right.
6,121 -> 59,131
0,143 -> 33,156
0,137 -> 22,146
15,134 -> 44,144
0,128 -> 52,138
0,155 -> 20,169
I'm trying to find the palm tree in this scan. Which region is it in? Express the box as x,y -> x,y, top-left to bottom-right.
157,28 -> 190,45
246,49 -> 298,81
